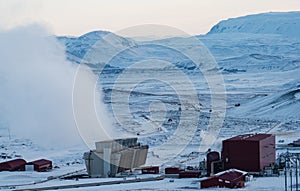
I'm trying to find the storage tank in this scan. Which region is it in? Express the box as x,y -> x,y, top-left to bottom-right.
206,151 -> 220,176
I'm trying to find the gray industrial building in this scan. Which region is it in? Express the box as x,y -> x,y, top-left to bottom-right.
83,138 -> 148,177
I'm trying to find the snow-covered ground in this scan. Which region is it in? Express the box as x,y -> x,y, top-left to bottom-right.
1,11 -> 300,190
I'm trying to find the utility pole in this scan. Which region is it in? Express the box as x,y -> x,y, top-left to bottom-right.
284,152 -> 288,191
291,168 -> 293,191
296,157 -> 298,191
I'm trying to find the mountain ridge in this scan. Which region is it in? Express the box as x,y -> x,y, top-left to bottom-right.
208,11 -> 300,38
57,11 -> 300,121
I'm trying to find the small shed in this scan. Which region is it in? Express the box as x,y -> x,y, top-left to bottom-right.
179,170 -> 201,178
201,169 -> 247,189
141,166 -> 159,174
0,159 -> 26,171
27,159 -> 52,172
165,167 -> 180,174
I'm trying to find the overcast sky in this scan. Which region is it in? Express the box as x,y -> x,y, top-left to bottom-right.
1,0 -> 300,36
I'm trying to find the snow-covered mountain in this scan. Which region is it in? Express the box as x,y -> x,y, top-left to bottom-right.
58,11 -> 300,123
57,31 -> 136,64
204,12 -> 300,120
208,11 -> 300,38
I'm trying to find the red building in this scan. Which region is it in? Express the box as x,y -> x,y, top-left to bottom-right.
27,159 -> 52,172
222,134 -> 275,172
141,166 -> 159,174
201,169 -> 247,189
179,170 -> 201,178
0,159 -> 26,171
165,167 -> 180,174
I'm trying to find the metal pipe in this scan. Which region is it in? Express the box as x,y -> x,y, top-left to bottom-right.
291,168 -> 293,191
296,158 -> 298,191
284,156 -> 287,191
87,151 -> 92,177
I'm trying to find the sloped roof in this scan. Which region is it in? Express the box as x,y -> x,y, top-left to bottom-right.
215,168 -> 248,176
0,159 -> 26,170
28,159 -> 52,166
218,170 -> 247,182
204,169 -> 247,182
224,134 -> 272,142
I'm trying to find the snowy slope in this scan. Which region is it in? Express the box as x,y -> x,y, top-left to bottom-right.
56,11 -> 300,155
57,31 -> 136,64
203,12 -> 300,120
200,33 -> 300,73
208,11 -> 300,38
230,87 -> 300,120
58,21 -> 300,121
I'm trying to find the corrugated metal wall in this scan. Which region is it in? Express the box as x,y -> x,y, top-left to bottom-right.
222,134 -> 275,172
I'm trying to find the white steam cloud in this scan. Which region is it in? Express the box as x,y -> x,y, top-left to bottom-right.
0,24 -> 112,148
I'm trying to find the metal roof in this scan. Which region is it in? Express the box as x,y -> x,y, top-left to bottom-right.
215,169 -> 247,177
0,159 -> 26,171
28,159 -> 52,166
202,169 -> 247,183
224,134 -> 272,142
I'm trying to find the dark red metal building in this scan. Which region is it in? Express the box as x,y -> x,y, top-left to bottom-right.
222,134 -> 275,172
165,167 -> 180,174
201,169 -> 247,189
141,166 -> 159,174
27,159 -> 52,172
179,170 -> 201,178
0,159 -> 26,171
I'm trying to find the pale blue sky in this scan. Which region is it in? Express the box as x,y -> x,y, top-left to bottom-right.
1,0 -> 300,36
